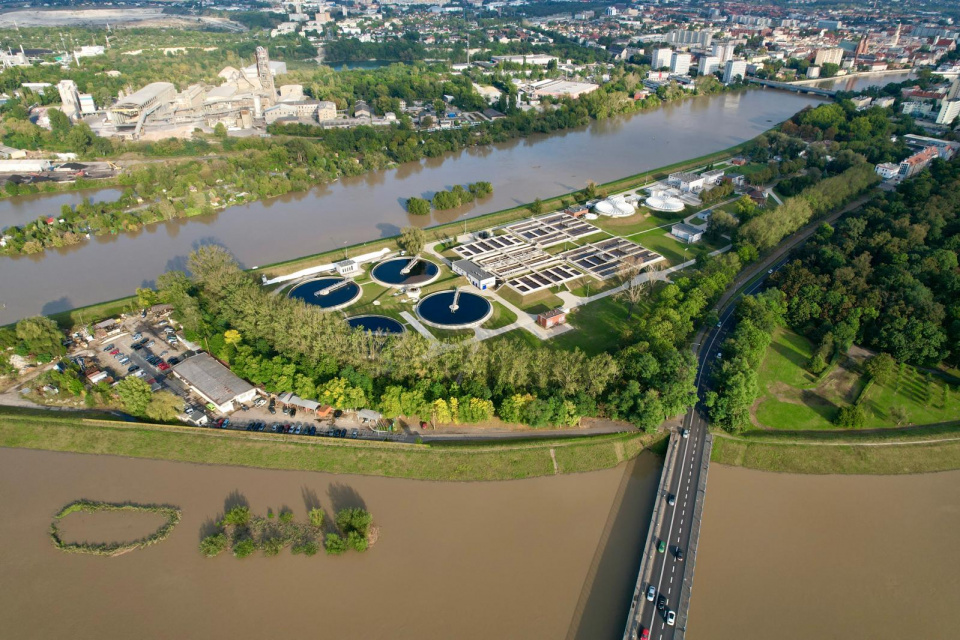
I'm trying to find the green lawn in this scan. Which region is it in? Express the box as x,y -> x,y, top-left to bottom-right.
632,228 -> 691,266
711,435 -> 960,475
729,162 -> 771,177
486,301 -> 518,329
593,210 -> 679,237
550,295 -> 638,356
754,328 -> 960,431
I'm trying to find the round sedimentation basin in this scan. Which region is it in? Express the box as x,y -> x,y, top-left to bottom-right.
370,257 -> 440,287
289,277 -> 361,311
347,315 -> 405,335
416,290 -> 492,329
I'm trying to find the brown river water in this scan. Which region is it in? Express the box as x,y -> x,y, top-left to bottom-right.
0,447 -> 659,640
688,465 -> 960,640
0,89 -> 822,324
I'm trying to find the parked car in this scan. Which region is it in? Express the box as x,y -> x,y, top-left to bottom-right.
133,370 -> 146,378
109,348 -> 120,356
132,333 -> 142,341
146,340 -> 155,347
157,362 -> 170,372
289,407 -> 297,417
167,357 -> 180,365
103,344 -> 115,352
268,405 -> 276,415
351,429 -> 359,439
131,344 -> 143,351
308,426 -> 316,436
127,365 -> 140,373
118,357 -> 130,365
254,398 -> 266,408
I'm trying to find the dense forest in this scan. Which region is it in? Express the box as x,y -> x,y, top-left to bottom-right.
776,157 -> 960,367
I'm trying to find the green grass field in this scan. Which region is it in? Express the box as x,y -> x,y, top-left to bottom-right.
754,328 -> 960,431
711,435 -> 960,475
0,410 -> 661,481
550,295 -> 640,356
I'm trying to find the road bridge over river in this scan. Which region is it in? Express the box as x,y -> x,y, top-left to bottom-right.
748,78 -> 838,98
620,192 -> 874,639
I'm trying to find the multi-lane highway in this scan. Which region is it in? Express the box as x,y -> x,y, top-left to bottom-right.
630,258 -> 788,640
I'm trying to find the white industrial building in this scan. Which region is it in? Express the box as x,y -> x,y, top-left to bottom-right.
668,171 -> 706,193
814,48 -> 843,66
170,353 -> 257,414
937,99 -> 960,125
452,259 -> 496,290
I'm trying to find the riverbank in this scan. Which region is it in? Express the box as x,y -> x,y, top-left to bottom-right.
0,409 -> 665,481
710,427 -> 960,474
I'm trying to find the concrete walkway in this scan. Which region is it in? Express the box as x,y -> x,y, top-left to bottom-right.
399,311 -> 437,342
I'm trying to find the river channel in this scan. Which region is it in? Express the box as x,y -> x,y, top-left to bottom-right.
0,447 -> 659,640
688,465 -> 960,639
0,89 -> 821,324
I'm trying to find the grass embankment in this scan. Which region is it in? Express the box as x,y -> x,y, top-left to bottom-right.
711,431 -> 960,475
0,410 -> 662,481
754,328 -> 960,430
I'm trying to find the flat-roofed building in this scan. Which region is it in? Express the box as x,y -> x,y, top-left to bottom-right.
452,259 -> 496,290
171,352 -> 257,414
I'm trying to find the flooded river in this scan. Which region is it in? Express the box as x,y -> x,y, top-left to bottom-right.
0,90 -> 821,324
688,465 -> 960,640
0,447 -> 659,640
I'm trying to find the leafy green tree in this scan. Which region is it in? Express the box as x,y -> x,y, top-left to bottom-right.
233,538 -> 256,558
223,505 -> 251,527
214,123 -> 228,139
864,353 -> 896,385
116,377 -> 153,415
834,405 -> 866,428
399,225 -> 426,255
324,533 -> 347,555
406,196 -> 431,215
15,316 -> 64,358
199,532 -> 228,557
145,391 -> 184,422
530,197 -> 543,215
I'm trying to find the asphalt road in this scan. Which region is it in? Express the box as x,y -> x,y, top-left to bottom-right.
634,257 -> 789,639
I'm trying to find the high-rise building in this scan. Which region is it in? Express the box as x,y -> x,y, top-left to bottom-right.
670,52 -> 692,76
255,46 -> 277,102
947,79 -> 960,101
712,42 -> 736,64
937,99 -> 960,126
57,79 -> 81,117
722,59 -> 747,84
814,47 -> 843,66
665,29 -> 713,48
652,48 -> 673,70
698,55 -> 720,76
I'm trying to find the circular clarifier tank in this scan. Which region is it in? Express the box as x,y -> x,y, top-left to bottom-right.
416,289 -> 492,329
370,256 -> 440,287
289,277 -> 361,310
347,315 -> 405,335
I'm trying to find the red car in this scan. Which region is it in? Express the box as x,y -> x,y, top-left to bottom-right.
639,628 -> 650,640
109,348 -> 120,355
157,362 -> 171,371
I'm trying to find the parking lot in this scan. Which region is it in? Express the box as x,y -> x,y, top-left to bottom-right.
92,315 -> 191,394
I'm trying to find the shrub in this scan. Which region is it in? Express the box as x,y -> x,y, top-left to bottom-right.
324,533 -> 347,555
262,536 -> 284,557
233,538 -> 256,558
834,405 -> 866,429
347,531 -> 369,552
335,508 -> 372,539
223,505 -> 251,527
292,540 -> 320,556
406,196 -> 430,215
199,532 -> 228,557
278,510 -> 294,524
308,508 -> 324,528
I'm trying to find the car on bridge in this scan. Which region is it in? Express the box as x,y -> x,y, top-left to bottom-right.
658,540 -> 666,553
646,585 -> 656,601
666,610 -> 676,626
639,628 -> 650,640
